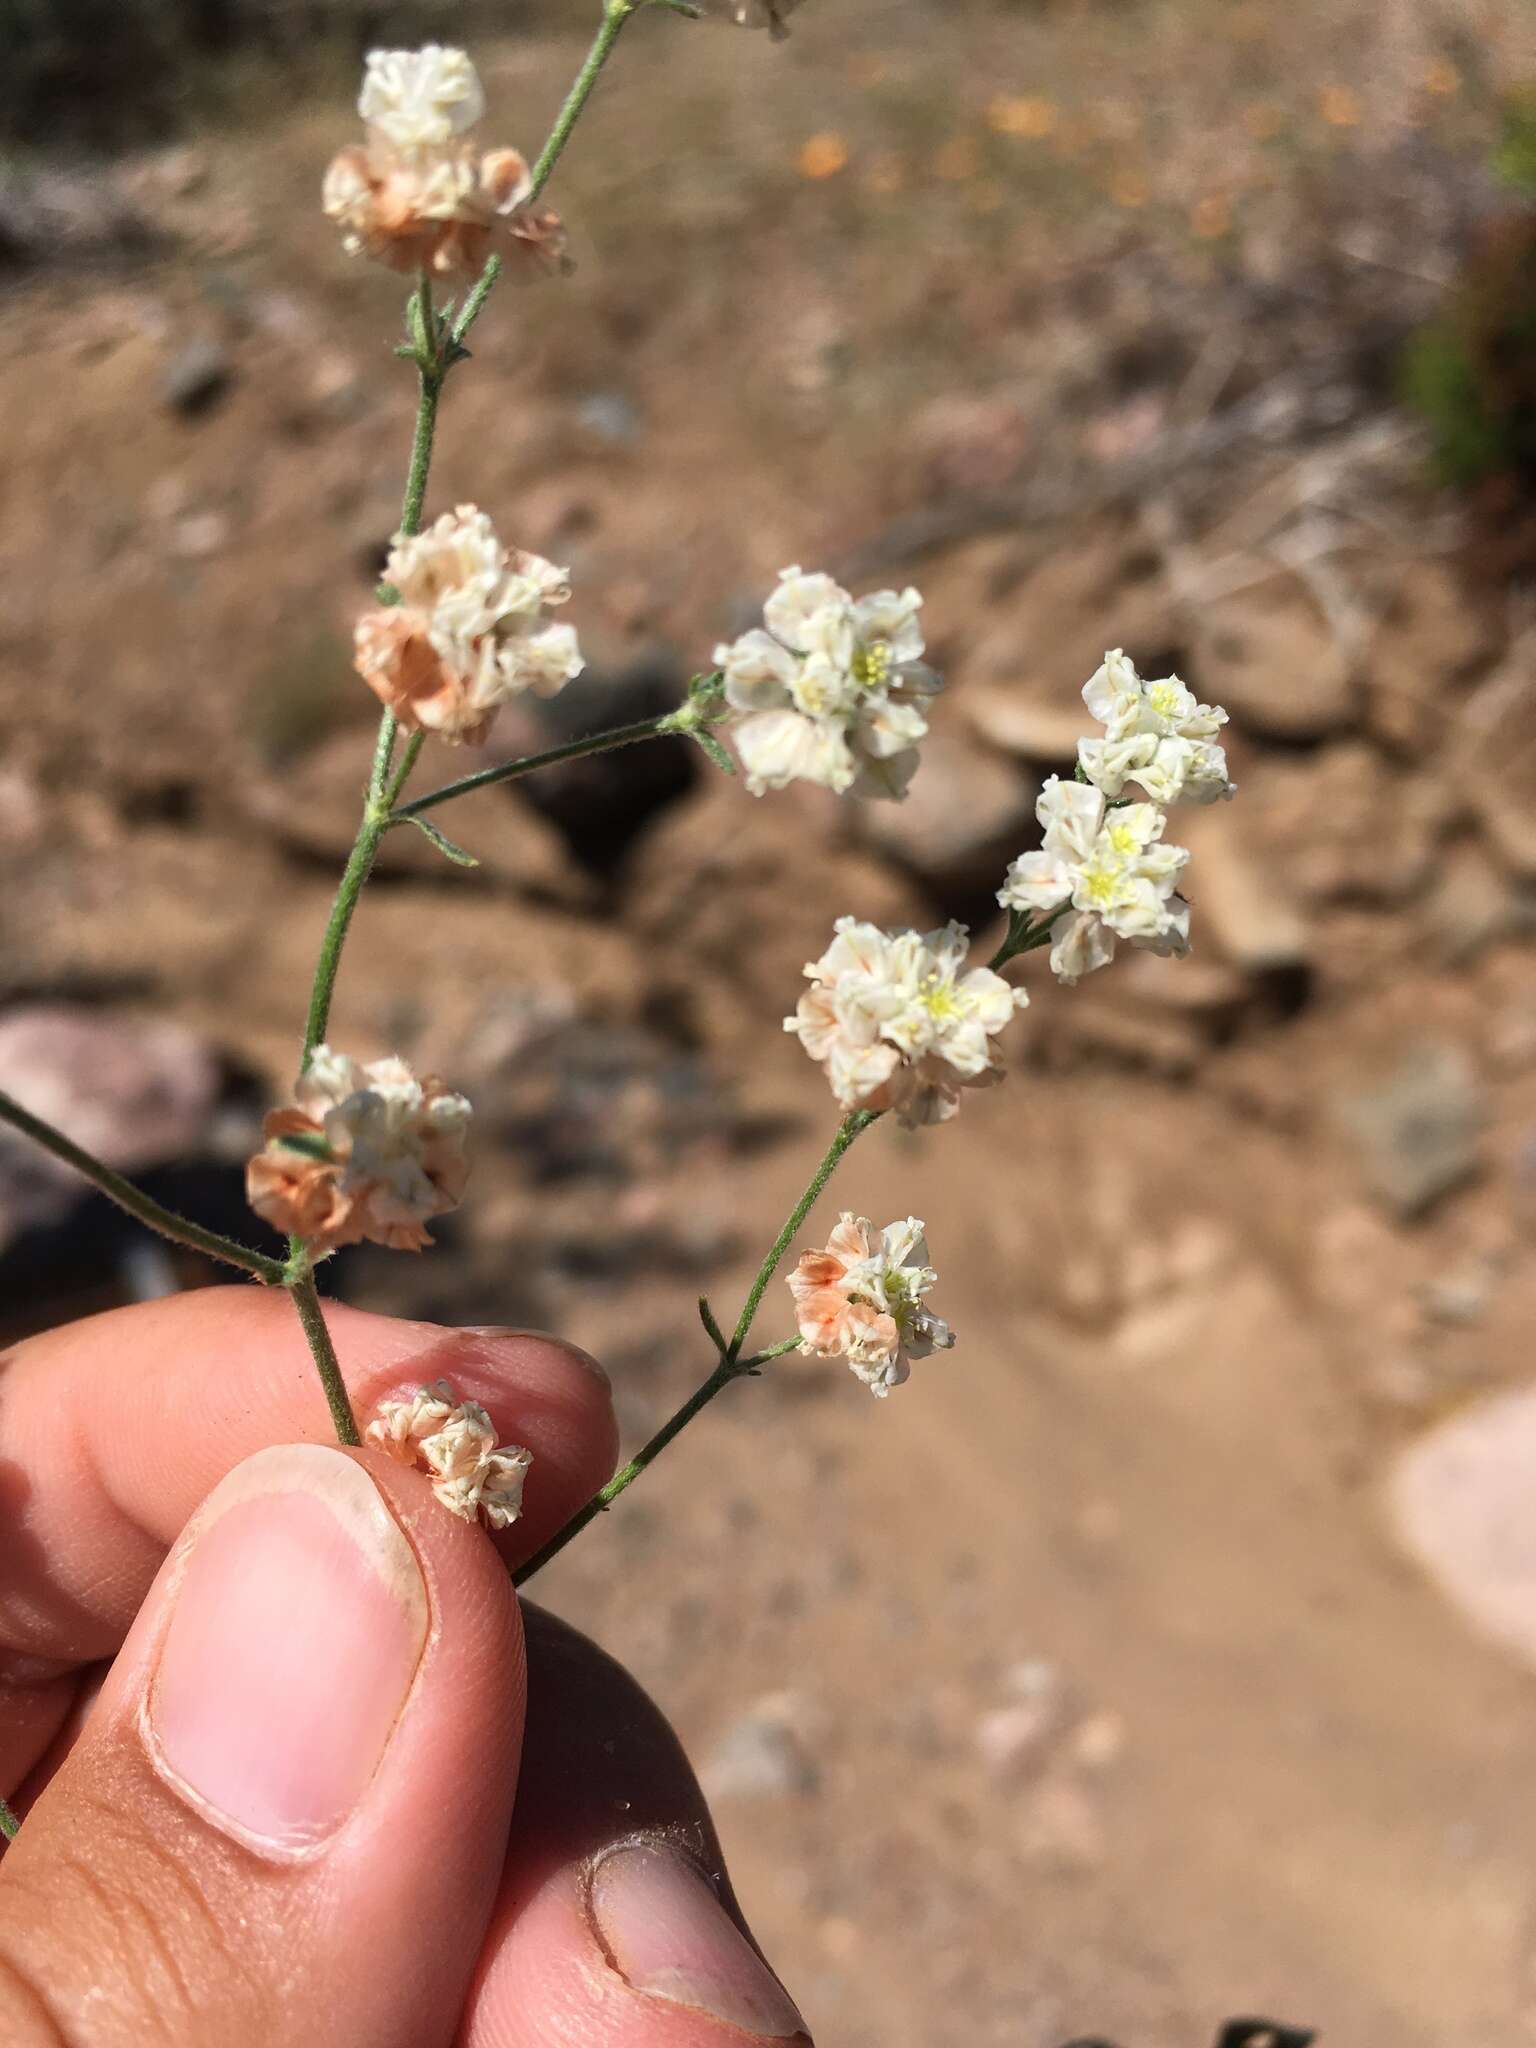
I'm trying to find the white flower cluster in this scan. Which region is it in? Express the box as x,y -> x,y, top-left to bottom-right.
790,1214 -> 953,1396
998,780 -> 1189,984
994,650 -> 1237,985
716,568 -> 942,800
355,505 -> 582,745
1077,648 -> 1234,806
324,47 -> 565,278
246,1047 -> 470,1254
787,918 -> 1024,1127
367,1378 -> 532,1528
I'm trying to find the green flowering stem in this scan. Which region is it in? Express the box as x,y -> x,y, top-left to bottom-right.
0,1797 -> 18,1843
291,1 -> 652,1433
450,257 -> 501,350
287,1265 -> 361,1447
726,1109 -> 879,1361
988,908 -> 1060,973
389,692 -> 723,824
513,1339 -> 801,1588
0,1087 -> 287,1283
449,0 -> 639,356
530,1 -> 639,202
299,281 -> 445,1067
289,269 -> 454,1432
381,731 -> 426,816
514,1114 -> 877,1585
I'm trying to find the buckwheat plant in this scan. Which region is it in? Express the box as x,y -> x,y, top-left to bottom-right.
0,4 -> 1234,1842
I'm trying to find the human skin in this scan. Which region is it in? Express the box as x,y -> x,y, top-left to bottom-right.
0,1290 -> 810,2046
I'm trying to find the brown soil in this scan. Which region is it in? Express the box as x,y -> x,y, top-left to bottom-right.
6,1 -> 1536,2041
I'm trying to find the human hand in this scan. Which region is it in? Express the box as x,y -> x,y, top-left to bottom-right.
0,1290 -> 810,2046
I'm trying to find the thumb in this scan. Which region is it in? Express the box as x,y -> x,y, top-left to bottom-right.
0,1443 -> 524,2048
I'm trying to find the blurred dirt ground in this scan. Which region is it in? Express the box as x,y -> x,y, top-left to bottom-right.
6,1 -> 1536,2041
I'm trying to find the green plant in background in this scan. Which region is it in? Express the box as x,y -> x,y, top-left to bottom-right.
1402,87 -> 1536,493
1493,88 -> 1536,195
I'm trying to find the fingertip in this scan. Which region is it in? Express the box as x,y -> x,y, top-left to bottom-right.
460,1611 -> 813,2048
0,1293 -> 619,1667
0,1441 -> 527,2046
468,1849 -> 811,2048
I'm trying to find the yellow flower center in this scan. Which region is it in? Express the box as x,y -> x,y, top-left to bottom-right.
852,640 -> 894,691
1081,857 -> 1124,907
918,971 -> 969,1021
1107,821 -> 1140,857
1147,680 -> 1182,719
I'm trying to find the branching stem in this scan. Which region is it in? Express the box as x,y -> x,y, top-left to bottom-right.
515,1116 -> 876,1585
726,1110 -> 877,1361
391,714 -> 674,822
287,15 -> 649,1432
513,1340 -> 800,1588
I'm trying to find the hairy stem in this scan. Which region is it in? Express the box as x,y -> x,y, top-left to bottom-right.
397,340 -> 442,539
451,256 -> 501,348
288,1270 -> 361,1445
300,810 -> 388,1064
390,714 -> 673,822
529,1 -> 637,201
0,1088 -> 286,1283
513,1340 -> 800,1588
515,1117 -> 876,1585
381,731 -> 426,815
449,1 -> 636,355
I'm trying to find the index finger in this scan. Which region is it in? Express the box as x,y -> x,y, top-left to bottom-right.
0,1287 -> 618,1672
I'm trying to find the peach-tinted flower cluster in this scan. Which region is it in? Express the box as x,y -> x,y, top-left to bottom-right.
790,1213 -> 953,1396
367,1378 -> 531,1527
998,777 -> 1190,984
700,0 -> 805,35
716,568 -> 942,799
246,1046 -> 470,1254
787,918 -> 1024,1126
1077,648 -> 1234,806
355,505 -> 582,744
323,47 -> 566,278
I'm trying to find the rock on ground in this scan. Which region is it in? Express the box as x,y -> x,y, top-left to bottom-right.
1331,1040 -> 1484,1219
0,1005 -> 220,1247
1391,1386 -> 1536,1676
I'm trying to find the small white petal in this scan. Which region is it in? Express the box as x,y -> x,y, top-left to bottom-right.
1050,909 -> 1117,984
717,628 -> 799,710
764,568 -> 851,654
